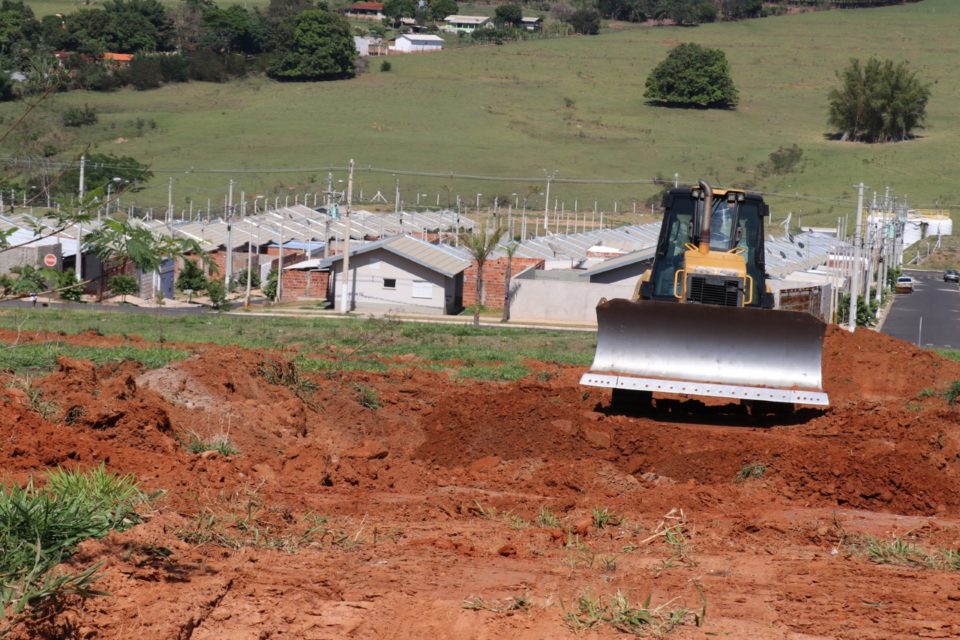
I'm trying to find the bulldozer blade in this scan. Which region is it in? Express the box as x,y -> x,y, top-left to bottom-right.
581,298 -> 829,406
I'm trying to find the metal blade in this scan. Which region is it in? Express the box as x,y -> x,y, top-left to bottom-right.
587,298 -> 827,396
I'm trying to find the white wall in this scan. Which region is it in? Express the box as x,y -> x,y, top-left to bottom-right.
331,249 -> 449,314
508,277 -> 635,325
392,38 -> 442,52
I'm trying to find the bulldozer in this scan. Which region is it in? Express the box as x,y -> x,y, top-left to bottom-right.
581,181 -> 829,409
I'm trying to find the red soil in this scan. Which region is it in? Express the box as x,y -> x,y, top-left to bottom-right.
2,324 -> 960,639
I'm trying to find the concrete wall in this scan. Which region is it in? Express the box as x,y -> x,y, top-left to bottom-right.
508,276 -> 635,325
330,249 -> 452,314
0,245 -> 60,274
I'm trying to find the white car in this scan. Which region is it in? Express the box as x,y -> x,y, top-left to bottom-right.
895,276 -> 914,293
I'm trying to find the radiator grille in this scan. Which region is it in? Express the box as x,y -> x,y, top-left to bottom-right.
687,276 -> 741,306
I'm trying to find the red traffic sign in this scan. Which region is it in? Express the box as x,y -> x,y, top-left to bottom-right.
43,253 -> 57,267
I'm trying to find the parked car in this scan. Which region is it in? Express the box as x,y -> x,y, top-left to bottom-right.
895,276 -> 914,293
945,269 -> 960,283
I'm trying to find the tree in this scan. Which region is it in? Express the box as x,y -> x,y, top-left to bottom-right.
267,9 -> 355,81
176,258 -> 207,292
463,226 -> 506,327
206,279 -> 227,309
566,8 -> 600,35
501,241 -> 519,323
597,0 -> 647,22
201,5 -> 266,54
108,274 -> 138,302
84,218 -> 213,300
827,57 -> 930,143
644,42 -> 737,108
56,153 -> 152,200
661,0 -> 715,25
494,3 -> 522,27
428,0 -> 457,21
720,0 -> 762,20
383,0 -> 416,26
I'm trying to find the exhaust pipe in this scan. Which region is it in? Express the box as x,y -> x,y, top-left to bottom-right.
698,180 -> 713,253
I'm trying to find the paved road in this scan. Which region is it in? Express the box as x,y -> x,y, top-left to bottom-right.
882,269 -> 960,349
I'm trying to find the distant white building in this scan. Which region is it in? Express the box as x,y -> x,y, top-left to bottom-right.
390,34 -> 444,53
442,15 -> 492,33
354,36 -> 386,57
520,16 -> 543,31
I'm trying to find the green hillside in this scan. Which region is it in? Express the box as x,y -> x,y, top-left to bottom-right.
4,0 -> 959,227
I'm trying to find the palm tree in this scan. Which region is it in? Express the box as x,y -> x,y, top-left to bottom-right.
462,226 -> 506,327
501,241 -> 519,323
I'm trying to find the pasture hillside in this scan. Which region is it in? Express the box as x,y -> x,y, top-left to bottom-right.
4,0 -> 959,227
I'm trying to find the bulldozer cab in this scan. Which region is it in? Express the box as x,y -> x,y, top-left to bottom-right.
646,187 -> 767,307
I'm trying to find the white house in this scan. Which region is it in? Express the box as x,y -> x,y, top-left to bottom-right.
520,16 -> 543,31
442,15 -> 492,33
390,34 -> 444,53
298,235 -> 470,315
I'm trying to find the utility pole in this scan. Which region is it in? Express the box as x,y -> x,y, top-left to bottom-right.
76,155 -> 86,283
543,173 -> 553,234
244,198 -> 253,309
340,159 -> 354,314
847,182 -> 865,332
225,179 -> 234,289
167,177 -> 173,223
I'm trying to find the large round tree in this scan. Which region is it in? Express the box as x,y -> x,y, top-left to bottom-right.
268,9 -> 355,81
827,57 -> 931,143
644,43 -> 737,109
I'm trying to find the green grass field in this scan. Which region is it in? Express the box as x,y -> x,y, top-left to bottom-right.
5,0 -> 960,228
0,308 -> 596,378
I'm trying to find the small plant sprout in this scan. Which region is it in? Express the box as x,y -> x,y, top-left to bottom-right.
592,507 -> 620,529
536,506 -> 560,528
735,462 -> 768,482
185,431 -> 239,456
354,384 -> 380,410
564,585 -> 706,635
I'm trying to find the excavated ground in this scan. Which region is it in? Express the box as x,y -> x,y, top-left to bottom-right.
2,324 -> 960,639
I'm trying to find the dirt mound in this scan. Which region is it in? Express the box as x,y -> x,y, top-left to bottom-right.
4,322 -> 960,638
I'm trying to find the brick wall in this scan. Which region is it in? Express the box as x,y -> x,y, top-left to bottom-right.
463,257 -> 543,309
280,270 -> 329,302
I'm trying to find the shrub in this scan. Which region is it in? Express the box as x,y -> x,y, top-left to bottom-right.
380,60 -> 392,72
262,269 -> 278,300
123,57 -> 164,90
566,8 -> 600,34
176,259 -> 207,293
159,54 -> 190,83
236,267 -> 260,289
189,50 -> 228,83
0,465 -> 143,624
58,269 -> 85,302
62,104 -> 98,127
108,274 -> 138,302
207,279 -> 227,309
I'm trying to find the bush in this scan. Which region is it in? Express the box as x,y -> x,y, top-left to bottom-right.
123,57 -> 163,90
62,104 -> 98,127
206,279 -> 227,309
159,55 -> 190,83
566,8 -> 600,35
108,274 -> 138,301
188,50 -> 228,83
58,269 -> 85,302
262,269 -> 278,300
237,267 -> 261,289
0,73 -> 18,102
380,60 -> 392,72
644,43 -> 738,108
176,259 -> 207,293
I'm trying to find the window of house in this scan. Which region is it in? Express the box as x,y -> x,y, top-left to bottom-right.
412,281 -> 432,299
383,278 -> 396,289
